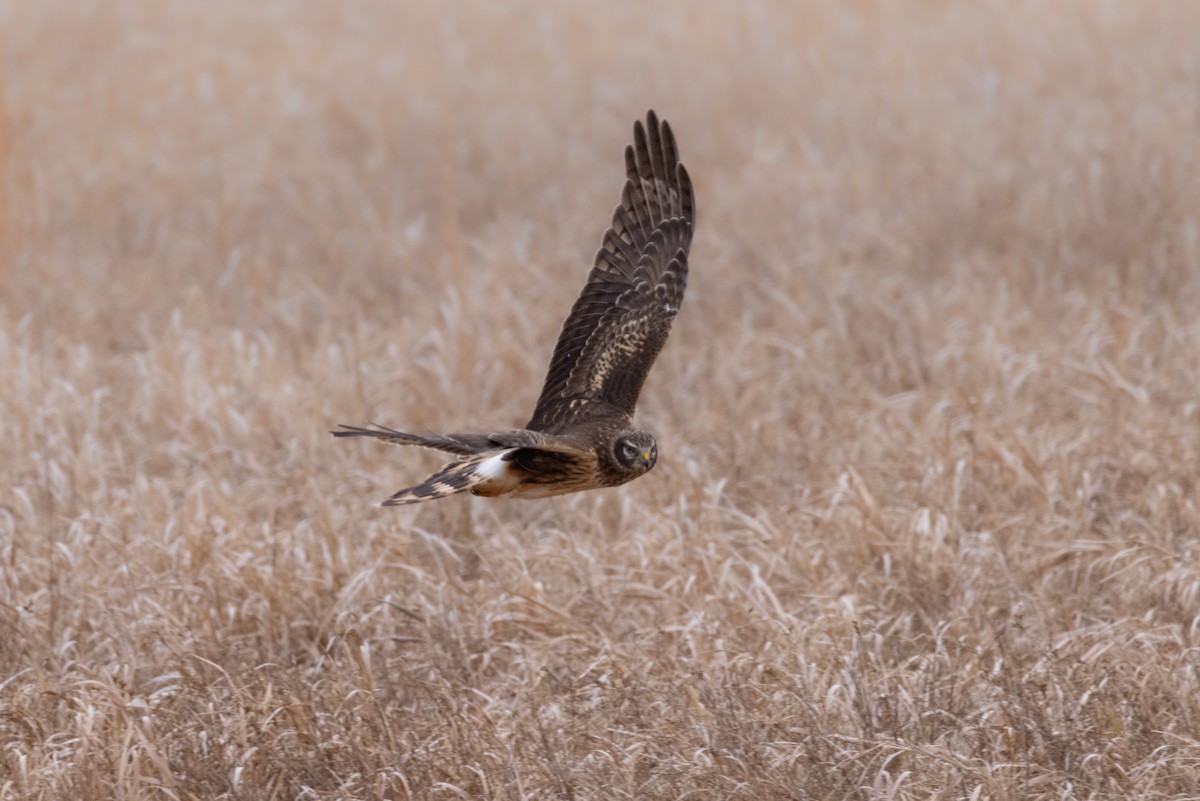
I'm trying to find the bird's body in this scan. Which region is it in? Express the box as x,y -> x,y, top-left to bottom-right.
334,111 -> 694,506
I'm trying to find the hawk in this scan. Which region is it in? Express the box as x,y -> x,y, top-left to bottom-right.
334,111 -> 695,505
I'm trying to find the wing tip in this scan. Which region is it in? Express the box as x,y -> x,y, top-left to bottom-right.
332,423 -> 368,438
676,161 -> 691,186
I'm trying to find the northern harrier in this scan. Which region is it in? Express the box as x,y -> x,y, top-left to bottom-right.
334,111 -> 694,505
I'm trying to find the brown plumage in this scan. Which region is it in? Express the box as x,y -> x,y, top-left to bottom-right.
334,111 -> 694,506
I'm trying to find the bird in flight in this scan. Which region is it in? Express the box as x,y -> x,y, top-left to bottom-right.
334,110 -> 695,505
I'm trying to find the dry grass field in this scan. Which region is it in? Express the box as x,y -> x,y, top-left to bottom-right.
3,1 -> 1200,798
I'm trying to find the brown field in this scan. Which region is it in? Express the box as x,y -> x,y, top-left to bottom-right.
3,1 -> 1200,798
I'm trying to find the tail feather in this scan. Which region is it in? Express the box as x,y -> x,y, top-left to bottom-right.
332,423 -> 494,457
381,450 -> 516,506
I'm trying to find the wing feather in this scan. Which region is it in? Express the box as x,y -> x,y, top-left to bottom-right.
332,423 -> 495,456
527,110 -> 694,432
332,424 -> 590,458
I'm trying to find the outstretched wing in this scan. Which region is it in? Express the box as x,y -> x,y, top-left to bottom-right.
332,423 -> 500,456
332,423 -> 589,456
527,110 -> 694,432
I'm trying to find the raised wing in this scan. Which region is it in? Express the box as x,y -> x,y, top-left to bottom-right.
527,110 -> 695,432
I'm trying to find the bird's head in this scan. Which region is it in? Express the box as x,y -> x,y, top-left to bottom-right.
613,430 -> 658,476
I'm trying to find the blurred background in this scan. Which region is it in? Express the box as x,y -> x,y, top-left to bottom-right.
2,2 -> 1199,798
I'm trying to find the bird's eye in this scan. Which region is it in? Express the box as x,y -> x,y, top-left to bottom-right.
622,442 -> 638,460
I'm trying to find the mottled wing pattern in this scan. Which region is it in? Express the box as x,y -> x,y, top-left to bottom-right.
527,110 -> 694,432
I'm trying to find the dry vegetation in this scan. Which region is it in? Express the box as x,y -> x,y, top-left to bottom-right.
3,1 -> 1200,798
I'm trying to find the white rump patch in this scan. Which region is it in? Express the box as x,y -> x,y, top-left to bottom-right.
474,450 -> 515,481
468,449 -> 521,497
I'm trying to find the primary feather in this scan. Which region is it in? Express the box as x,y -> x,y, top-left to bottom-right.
527,110 -> 694,432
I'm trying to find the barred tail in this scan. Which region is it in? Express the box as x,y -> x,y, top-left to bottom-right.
381,450 -> 516,506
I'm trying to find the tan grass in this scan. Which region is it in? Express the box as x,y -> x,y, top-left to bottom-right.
2,1 -> 1200,798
